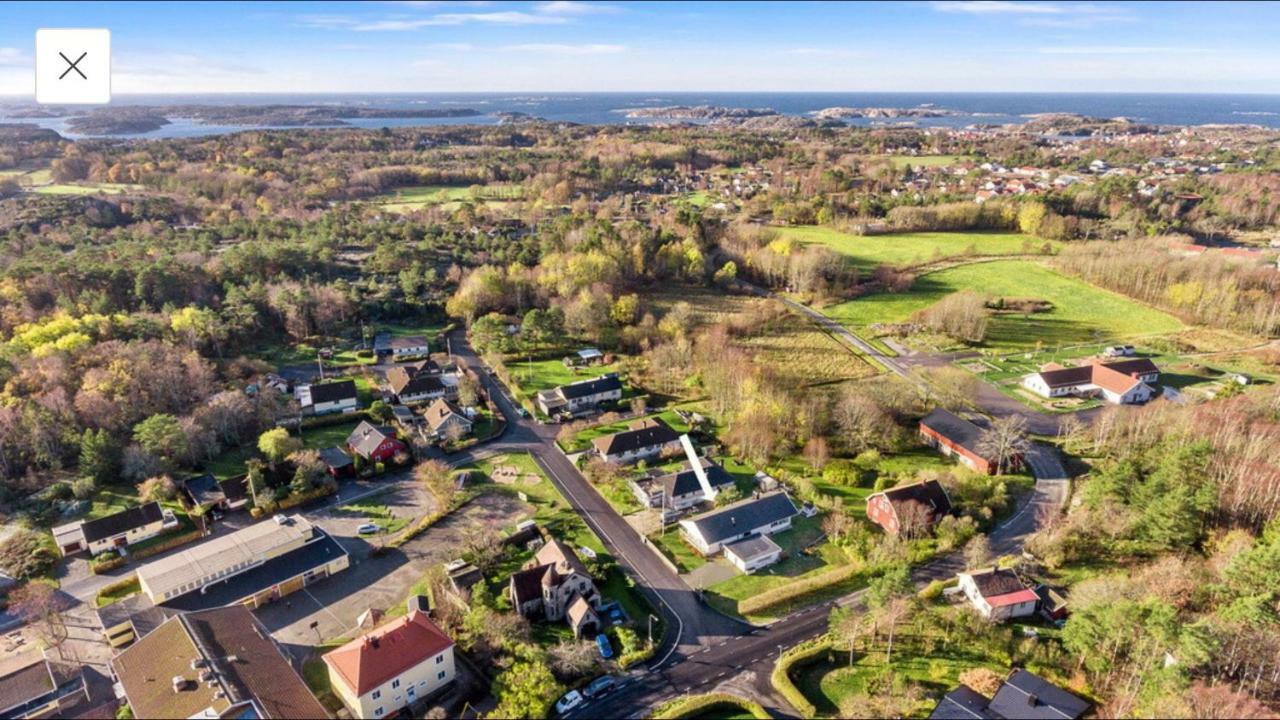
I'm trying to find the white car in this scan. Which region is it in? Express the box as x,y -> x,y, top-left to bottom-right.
555,690 -> 584,715
356,523 -> 379,535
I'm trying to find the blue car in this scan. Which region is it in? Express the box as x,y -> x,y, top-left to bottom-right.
595,633 -> 614,659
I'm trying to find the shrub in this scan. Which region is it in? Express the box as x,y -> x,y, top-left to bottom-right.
738,564 -> 867,617
652,693 -> 770,720
91,550 -> 127,574
771,639 -> 833,719
71,477 -> 97,501
0,529 -> 57,580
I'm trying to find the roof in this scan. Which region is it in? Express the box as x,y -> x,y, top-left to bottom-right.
160,529 -> 346,612
323,611 -> 454,697
219,476 -> 249,504
558,374 -> 622,400
533,538 -> 591,578
388,335 -> 429,351
576,348 -> 603,360
876,479 -> 953,518
566,596 -> 596,628
1090,364 -> 1142,395
346,421 -> 399,457
81,502 -> 164,543
723,535 -> 781,563
988,669 -> 1090,720
386,366 -> 447,397
137,515 -> 315,600
0,653 -> 54,714
113,605 -> 328,720
1034,365 -> 1095,388
319,447 -> 353,469
509,566 -> 546,607
683,492 -> 798,545
920,409 -> 987,456
424,398 -> 470,432
1035,358 -> 1159,390
964,567 -> 1036,607
592,418 -> 679,456
183,473 -> 225,507
659,459 -> 736,500
300,380 -> 357,406
929,685 -> 999,720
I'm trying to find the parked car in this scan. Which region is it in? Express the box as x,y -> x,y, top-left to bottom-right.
555,690 -> 584,715
356,523 -> 379,535
596,633 -> 614,659
584,675 -> 618,698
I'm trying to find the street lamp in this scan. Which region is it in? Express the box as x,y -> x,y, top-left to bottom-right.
648,614 -> 658,647
777,644 -> 784,662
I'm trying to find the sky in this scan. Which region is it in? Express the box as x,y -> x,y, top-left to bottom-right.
1,1 -> 1278,95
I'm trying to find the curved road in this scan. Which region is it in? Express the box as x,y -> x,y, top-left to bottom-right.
448,329 -> 1073,718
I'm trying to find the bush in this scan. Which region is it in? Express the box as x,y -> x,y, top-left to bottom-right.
652,693 -> 770,720
738,564 -> 868,617
130,526 -> 204,561
91,550 -> 127,574
71,477 -> 97,501
0,529 -> 57,580
771,639 -> 833,719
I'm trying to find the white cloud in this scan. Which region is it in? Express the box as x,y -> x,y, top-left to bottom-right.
534,1 -> 620,15
301,11 -> 567,31
931,1 -> 1066,15
930,1 -> 1131,26
500,43 -> 625,55
782,47 -> 860,58
0,48 -> 26,67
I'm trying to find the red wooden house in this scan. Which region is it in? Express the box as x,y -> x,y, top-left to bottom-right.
346,421 -> 407,464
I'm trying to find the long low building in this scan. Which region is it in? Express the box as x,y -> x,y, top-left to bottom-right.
1022,357 -> 1160,405
679,491 -> 798,556
136,515 -> 348,605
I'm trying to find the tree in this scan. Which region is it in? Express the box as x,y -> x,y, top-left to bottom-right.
978,415 -> 1030,475
958,667 -> 1003,696
822,509 -> 855,544
830,605 -> 875,666
491,647 -> 562,719
368,400 -> 393,423
0,529 -> 57,580
137,475 -> 178,503
9,583 -> 69,659
803,436 -> 831,471
461,525 -> 504,573
547,640 -> 598,680
964,534 -> 993,570
80,428 -> 120,484
258,427 -> 302,465
456,375 -> 480,407
133,414 -> 188,466
415,459 -> 456,506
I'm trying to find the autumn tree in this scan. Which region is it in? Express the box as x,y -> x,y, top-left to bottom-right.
258,427 -> 302,466
978,415 -> 1030,475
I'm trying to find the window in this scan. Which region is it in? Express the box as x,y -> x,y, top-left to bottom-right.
435,654 -> 444,664
372,690 -> 381,700
391,679 -> 400,689
374,708 -> 383,717
437,670 -> 447,680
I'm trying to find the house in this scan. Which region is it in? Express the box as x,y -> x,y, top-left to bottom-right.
0,651 -> 88,719
295,379 -> 359,416
571,348 -> 605,365
1022,358 -> 1160,405
930,669 -> 1090,720
535,373 -> 623,417
112,605 -> 328,719
866,479 -> 953,536
679,492 -> 799,556
218,475 -> 251,511
180,473 -> 226,513
136,515 -> 349,606
629,458 -> 736,512
591,418 -> 682,465
920,409 -> 1014,475
386,362 -> 454,404
423,398 -> 473,441
323,600 -> 456,720
508,538 -> 601,638
723,535 -> 783,573
374,334 -> 430,361
320,446 -> 355,478
1034,584 -> 1070,623
958,567 -> 1039,622
53,502 -> 178,557
443,559 -> 484,601
391,405 -> 419,429
346,421 -> 407,463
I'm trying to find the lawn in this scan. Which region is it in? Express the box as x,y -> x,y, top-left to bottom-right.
335,497 -> 408,535
507,356 -> 627,398
821,260 -> 1185,350
369,184 -> 524,213
94,575 -> 141,608
734,320 -> 878,386
775,227 -> 1051,271
205,419 -> 363,480
876,154 -> 976,168
652,529 -> 707,573
560,407 -> 694,453
31,182 -> 144,195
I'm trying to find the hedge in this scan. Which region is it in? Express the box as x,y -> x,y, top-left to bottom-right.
387,493 -> 476,549
651,693 -> 770,720
90,552 -> 126,574
738,563 -> 868,617
130,527 -> 204,561
771,638 -> 834,719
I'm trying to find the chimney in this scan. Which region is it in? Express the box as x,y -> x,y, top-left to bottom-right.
1026,694 -> 1038,706
730,516 -> 736,526
172,676 -> 189,693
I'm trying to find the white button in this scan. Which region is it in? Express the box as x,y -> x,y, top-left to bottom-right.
35,28 -> 111,105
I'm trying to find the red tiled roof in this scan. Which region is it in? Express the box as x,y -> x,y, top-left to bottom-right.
323,611 -> 454,697
987,589 -> 1040,608
1090,364 -> 1141,395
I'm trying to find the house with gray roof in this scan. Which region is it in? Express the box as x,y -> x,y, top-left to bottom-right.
679,491 -> 798,556
536,373 -> 623,417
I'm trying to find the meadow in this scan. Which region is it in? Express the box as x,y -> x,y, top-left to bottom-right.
775,227 -> 1051,270
369,184 -> 524,213
821,260 -> 1184,350
875,154 -> 976,168
31,182 -> 145,195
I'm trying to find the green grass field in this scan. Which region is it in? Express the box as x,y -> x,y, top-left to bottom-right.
775,227 -> 1050,270
876,154 -> 976,168
205,419 -> 363,480
822,260 -> 1184,350
509,356 -> 625,397
561,407 -> 694,453
370,184 -> 524,213
31,182 -> 144,195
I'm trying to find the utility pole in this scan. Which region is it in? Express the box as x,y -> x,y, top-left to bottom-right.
648,614 -> 658,647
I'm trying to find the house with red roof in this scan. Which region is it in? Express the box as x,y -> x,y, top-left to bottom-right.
1022,357 -> 1159,405
323,598 -> 456,719
957,567 -> 1038,622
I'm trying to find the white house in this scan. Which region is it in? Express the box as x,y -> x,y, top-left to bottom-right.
508,538 -> 601,638
1022,358 -> 1159,405
957,567 -> 1039,622
324,599 -> 456,719
54,502 -> 178,557
679,492 -> 798,556
536,373 -> 623,417
591,418 -> 681,465
723,535 -> 783,573
295,379 -> 359,416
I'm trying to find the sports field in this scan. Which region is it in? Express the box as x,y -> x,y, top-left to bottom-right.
775,227 -> 1052,270
822,260 -> 1184,350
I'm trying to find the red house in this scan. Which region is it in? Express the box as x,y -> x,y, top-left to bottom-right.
866,479 -> 952,536
919,408 -> 1016,475
346,421 -> 407,463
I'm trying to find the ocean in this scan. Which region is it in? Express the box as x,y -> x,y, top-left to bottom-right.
4,92 -> 1280,139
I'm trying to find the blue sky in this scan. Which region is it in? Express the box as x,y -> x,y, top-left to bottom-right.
1,1 -> 1277,94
